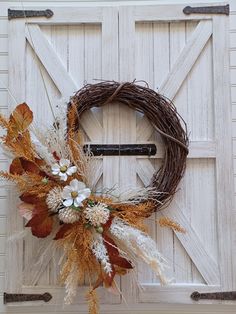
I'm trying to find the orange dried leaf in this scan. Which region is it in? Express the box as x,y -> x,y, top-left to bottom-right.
20,158 -> 40,174
10,103 -> 33,133
9,158 -> 24,175
103,235 -> 133,269
26,213 -> 53,238
20,192 -> 41,204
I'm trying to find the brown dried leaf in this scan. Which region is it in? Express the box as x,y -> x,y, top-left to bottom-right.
10,103 -> 33,133
26,213 -> 53,238
9,158 -> 24,175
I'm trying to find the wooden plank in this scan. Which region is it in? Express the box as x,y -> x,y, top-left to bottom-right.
160,20 -> 212,100
213,16 -> 234,290
101,7 -> 121,305
118,6 -> 137,303
6,18 -> 26,292
160,207 -> 220,285
169,20 -> 192,284
152,21 -> 174,282
102,6 -> 119,195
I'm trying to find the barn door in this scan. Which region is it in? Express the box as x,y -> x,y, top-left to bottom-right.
7,6 -> 121,309
118,3 -> 233,305
6,2 -> 233,311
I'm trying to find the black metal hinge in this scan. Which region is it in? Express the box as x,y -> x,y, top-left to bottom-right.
4,292 -> 52,304
191,291 -> 236,301
83,144 -> 157,156
8,8 -> 53,20
183,4 -> 230,16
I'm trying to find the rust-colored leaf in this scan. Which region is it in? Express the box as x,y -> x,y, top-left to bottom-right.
10,103 -> 33,133
20,158 -> 40,173
103,217 -> 113,231
26,213 -> 53,238
54,223 -> 73,240
103,235 -> 133,269
10,157 -> 46,177
9,158 -> 24,175
20,192 -> 42,205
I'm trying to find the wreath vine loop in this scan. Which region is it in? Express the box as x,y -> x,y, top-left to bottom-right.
69,81 -> 189,213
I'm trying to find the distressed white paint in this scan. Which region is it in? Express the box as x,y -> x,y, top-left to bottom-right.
0,1 -> 235,314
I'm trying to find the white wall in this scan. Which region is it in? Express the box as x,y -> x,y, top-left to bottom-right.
0,1 -> 236,313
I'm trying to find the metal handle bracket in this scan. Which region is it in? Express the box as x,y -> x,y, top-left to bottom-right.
83,143 -> 157,156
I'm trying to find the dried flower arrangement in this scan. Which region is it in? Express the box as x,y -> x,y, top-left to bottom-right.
0,81 -> 188,313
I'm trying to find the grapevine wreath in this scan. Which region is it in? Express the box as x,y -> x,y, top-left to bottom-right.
0,81 -> 188,313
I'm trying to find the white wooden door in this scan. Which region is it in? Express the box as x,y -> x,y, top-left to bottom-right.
7,5 -> 121,310
118,4 -> 233,305
6,2 -> 234,312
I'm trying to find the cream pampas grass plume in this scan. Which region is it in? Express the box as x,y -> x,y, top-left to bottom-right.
109,217 -> 168,284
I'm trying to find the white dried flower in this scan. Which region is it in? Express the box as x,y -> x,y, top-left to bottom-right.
84,203 -> 110,227
46,187 -> 63,212
51,158 -> 77,181
62,179 -> 91,207
91,234 -> 112,275
58,207 -> 80,224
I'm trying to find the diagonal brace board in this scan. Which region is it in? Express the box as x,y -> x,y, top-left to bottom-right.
158,207 -> 220,285
137,160 -> 220,285
137,20 -> 213,140
26,24 -> 77,98
159,20 -> 212,100
25,24 -> 103,141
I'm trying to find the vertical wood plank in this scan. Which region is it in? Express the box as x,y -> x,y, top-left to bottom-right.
7,19 -> 25,292
213,15 -> 234,290
101,7 -> 121,304
169,21 -> 192,284
102,7 -> 119,196
135,21 -> 156,284
68,24 -> 85,89
153,22 -> 174,281
119,6 -> 137,304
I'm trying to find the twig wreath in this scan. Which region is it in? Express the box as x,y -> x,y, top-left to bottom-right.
0,81 -> 188,313
70,81 -> 189,212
